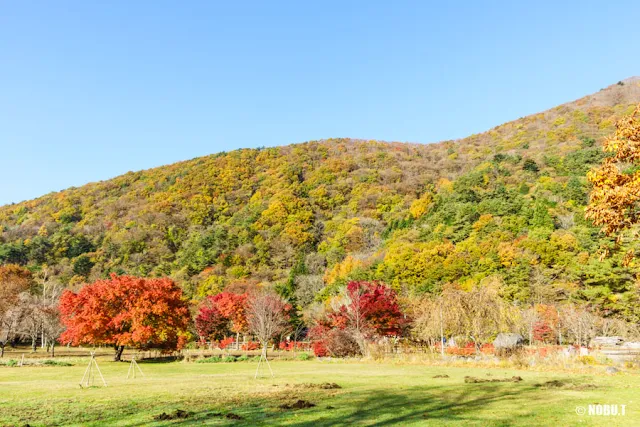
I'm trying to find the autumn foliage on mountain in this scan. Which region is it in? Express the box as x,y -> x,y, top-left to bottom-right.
3,78 -> 640,326
59,275 -> 191,360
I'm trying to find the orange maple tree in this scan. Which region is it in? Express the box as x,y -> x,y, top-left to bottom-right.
586,103 -> 640,264
59,274 -> 191,360
215,292 -> 248,334
0,264 -> 32,316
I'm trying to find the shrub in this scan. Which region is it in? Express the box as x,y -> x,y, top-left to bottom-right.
579,355 -> 597,365
312,341 -> 328,357
279,341 -> 312,352
297,352 -> 312,361
42,360 -> 72,366
219,337 -> 234,350
446,346 -> 475,356
480,343 -> 494,355
197,356 -> 222,363
523,159 -> 539,172
533,321 -> 555,343
222,356 -> 236,363
324,329 -> 360,357
241,341 -> 260,351
237,355 -> 249,362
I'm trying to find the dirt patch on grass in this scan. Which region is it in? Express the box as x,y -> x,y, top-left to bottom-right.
279,400 -> 317,410
210,412 -> 244,420
283,382 -> 341,390
301,382 -> 341,389
464,376 -> 523,384
535,380 -> 597,390
153,409 -> 192,420
225,413 -> 243,420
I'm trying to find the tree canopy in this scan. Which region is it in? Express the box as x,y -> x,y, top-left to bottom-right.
59,274 -> 191,360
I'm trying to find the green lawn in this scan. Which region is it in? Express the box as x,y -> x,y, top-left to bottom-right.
0,357 -> 638,426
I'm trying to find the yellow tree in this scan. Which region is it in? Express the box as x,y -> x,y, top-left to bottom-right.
586,104 -> 640,265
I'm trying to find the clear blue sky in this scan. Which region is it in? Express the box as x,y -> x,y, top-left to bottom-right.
1,1 -> 639,205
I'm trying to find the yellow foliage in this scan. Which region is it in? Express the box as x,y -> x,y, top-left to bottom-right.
409,193 -> 433,219
497,242 -> 518,267
472,214 -> 494,232
324,255 -> 368,285
552,117 -> 566,127
437,178 -> 453,193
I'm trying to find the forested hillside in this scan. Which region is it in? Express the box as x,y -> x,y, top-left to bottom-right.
2,78 -> 640,322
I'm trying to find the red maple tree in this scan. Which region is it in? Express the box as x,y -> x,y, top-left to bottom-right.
194,303 -> 228,342
59,274 -> 191,361
195,292 -> 249,343
214,292 -> 248,334
330,281 -> 406,336
313,281 -> 406,356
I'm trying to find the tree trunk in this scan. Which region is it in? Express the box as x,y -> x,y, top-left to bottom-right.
114,345 -> 125,361
353,332 -> 368,357
0,343 -> 4,358
31,337 -> 37,353
49,342 -> 56,358
439,304 -> 445,358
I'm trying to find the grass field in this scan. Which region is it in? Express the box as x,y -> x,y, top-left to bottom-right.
1,355 -> 639,426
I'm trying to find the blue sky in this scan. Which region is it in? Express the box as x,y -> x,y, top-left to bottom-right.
1,1 -> 639,205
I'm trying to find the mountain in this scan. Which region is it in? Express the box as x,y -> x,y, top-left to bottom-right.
2,79 -> 640,321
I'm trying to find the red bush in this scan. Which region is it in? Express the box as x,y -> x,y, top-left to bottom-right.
219,336 -> 234,350
241,341 -> 260,351
480,343 -> 494,354
312,341 -> 328,357
533,321 -> 555,343
279,341 -> 312,351
446,346 -> 475,356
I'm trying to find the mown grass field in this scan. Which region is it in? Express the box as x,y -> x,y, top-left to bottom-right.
1,355 -> 639,426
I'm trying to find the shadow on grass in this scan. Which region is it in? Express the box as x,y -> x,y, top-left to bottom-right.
137,356 -> 183,364
273,383 -> 544,426
140,381 -> 562,426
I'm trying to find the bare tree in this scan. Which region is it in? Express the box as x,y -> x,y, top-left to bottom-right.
15,268 -> 64,354
36,267 -> 63,350
0,265 -> 32,357
246,291 -> 290,377
0,304 -> 24,358
18,293 -> 41,352
40,305 -> 65,357
559,304 -> 597,346
513,306 -> 540,345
